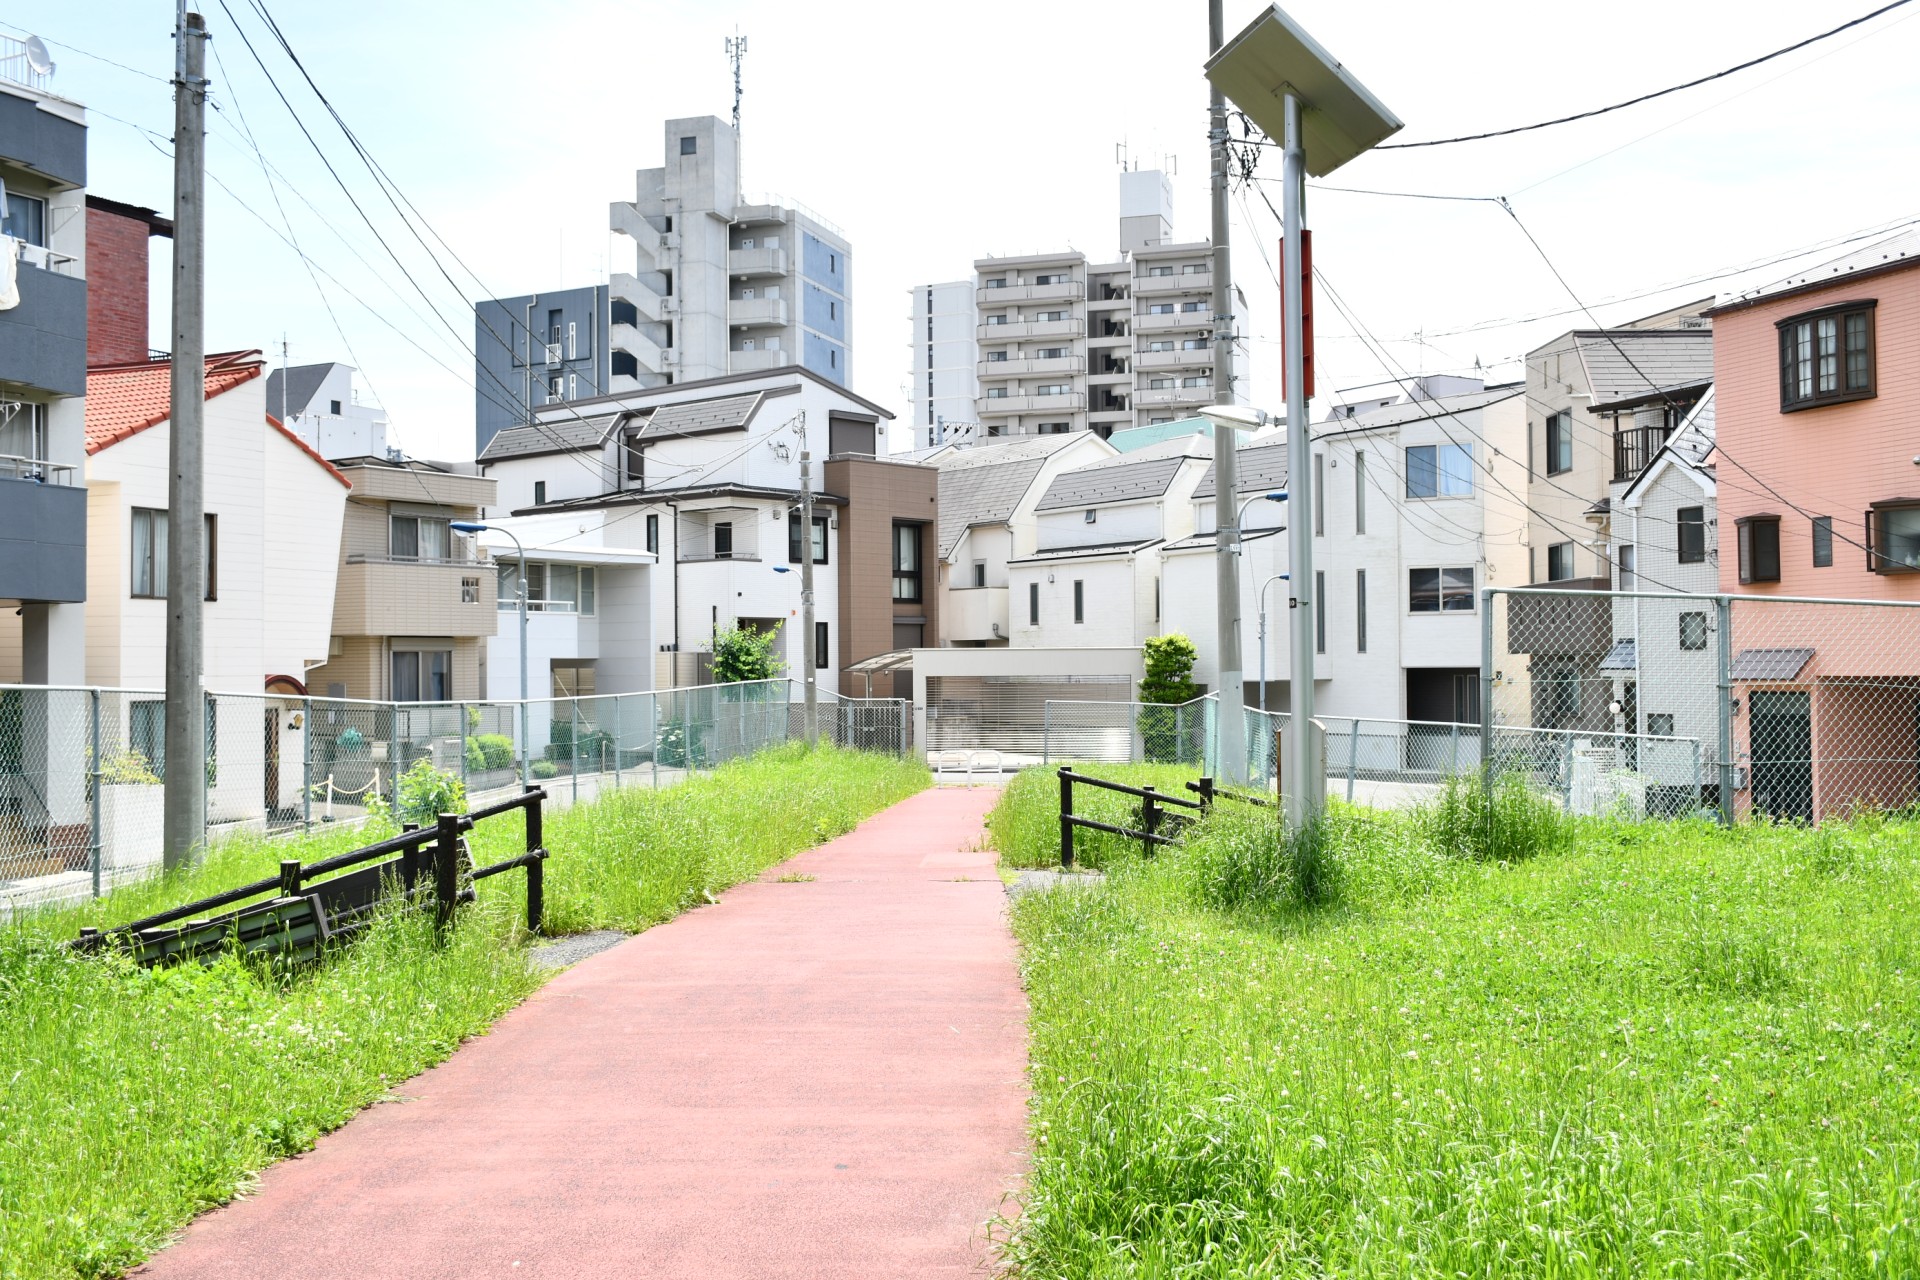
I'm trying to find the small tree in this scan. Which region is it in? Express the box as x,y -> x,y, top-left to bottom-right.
710,624 -> 786,684
1140,633 -> 1200,763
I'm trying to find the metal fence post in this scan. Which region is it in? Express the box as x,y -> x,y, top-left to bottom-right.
1715,593 -> 1736,826
524,783 -> 545,935
1347,717 -> 1359,804
1058,768 -> 1074,869
1043,700 -> 1052,766
571,698 -> 580,807
458,701 -> 470,799
1141,785 -> 1160,858
301,696 -> 312,833
1561,732 -> 1575,813
1479,588 -> 1495,800
89,689 -> 102,899
613,695 -> 623,792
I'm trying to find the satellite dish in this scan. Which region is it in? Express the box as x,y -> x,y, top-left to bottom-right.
22,35 -> 54,77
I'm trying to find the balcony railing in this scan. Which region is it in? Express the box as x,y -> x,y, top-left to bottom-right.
345,552 -> 488,567
0,35 -> 52,90
10,239 -> 79,277
1613,425 -> 1672,482
0,455 -> 78,485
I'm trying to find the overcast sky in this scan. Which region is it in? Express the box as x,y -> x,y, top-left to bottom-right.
21,0 -> 1920,460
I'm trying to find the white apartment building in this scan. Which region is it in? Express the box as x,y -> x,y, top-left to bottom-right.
264,361 -> 389,461
608,116 -> 851,394
906,280 -> 980,450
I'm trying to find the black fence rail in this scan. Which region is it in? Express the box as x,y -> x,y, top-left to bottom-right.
1057,767 -> 1205,868
1185,776 -> 1277,810
73,786 -> 549,968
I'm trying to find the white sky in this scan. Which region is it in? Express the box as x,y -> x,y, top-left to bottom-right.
21,0 -> 1920,460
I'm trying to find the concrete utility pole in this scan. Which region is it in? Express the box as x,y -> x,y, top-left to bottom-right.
162,3 -> 209,870
1279,91 -> 1320,830
798,412 -> 818,745
1208,0 -> 1247,784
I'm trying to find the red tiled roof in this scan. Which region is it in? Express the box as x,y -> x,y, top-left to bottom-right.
85,350 -> 351,489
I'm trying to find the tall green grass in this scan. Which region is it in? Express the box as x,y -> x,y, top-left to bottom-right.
992,771 -> 1920,1277
1419,770 -> 1576,863
990,763 -> 1202,871
0,743 -> 927,1279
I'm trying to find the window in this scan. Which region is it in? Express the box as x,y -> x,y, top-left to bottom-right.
1737,514 -> 1781,584
391,511 -> 452,560
1405,443 -> 1472,498
1147,265 -> 1174,277
1041,422 -> 1070,434
1148,303 -> 1176,315
1679,611 -> 1708,651
972,561 -> 986,587
1677,506 -> 1707,563
1356,569 -> 1367,653
532,481 -> 547,506
829,253 -> 837,272
986,314 -> 1008,326
0,400 -> 45,461
1648,713 -> 1675,738
624,434 -> 644,483
1038,310 -> 1068,322
1181,301 -> 1206,312
645,513 -> 660,555
1314,454 -> 1324,536
1779,301 -> 1874,410
815,622 -> 829,669
680,135 -> 697,155
985,277 -> 1006,289
461,576 -> 480,604
1084,509 -> 1097,524
892,523 -> 922,602
1409,566 -> 1475,613
830,350 -> 837,368
1354,451 -> 1366,534
1182,263 -> 1207,274
1180,338 -> 1210,350
1028,581 -> 1039,626
713,521 -> 733,560
1146,341 -> 1175,353
787,511 -> 829,564
1180,376 -> 1210,388
131,509 -> 216,599
1035,274 -> 1066,285
1038,347 -> 1068,359
130,700 -> 165,771
1547,541 -> 1576,582
1314,570 -> 1326,654
1545,412 -> 1573,475
1073,580 -> 1085,624
1037,383 -> 1071,396
1149,378 -> 1174,390
1868,500 -> 1920,573
392,649 -> 452,702
986,350 -> 1009,362
1811,515 -> 1833,567
985,388 -> 1009,399
829,301 -> 838,320
329,398 -> 343,416
2,190 -> 46,246
1618,544 -> 1637,591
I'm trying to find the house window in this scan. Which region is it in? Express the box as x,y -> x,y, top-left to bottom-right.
787,511 -> 828,564
1314,453 -> 1324,536
1084,509 -> 1097,524
1618,544 -> 1636,591
1028,581 -> 1039,626
532,481 -> 546,506
1409,566 -> 1474,613
461,576 -> 480,604
1147,265 -> 1174,277
1679,611 -> 1708,651
1073,580 -> 1085,624
392,648 -> 452,701
625,435 -> 644,483
131,509 -> 216,599
1812,515 -> 1833,567
813,621 -> 829,669
1737,514 -> 1781,584
1354,451 -> 1367,534
680,135 -> 697,155
329,399 -> 343,416
1355,569 -> 1367,653
1779,301 -> 1874,410
645,513 -> 659,555
1647,713 -> 1675,737
713,521 -> 734,559
1547,541 -> 1576,582
391,511 -> 452,560
892,523 -> 922,602
1314,570 -> 1326,654
972,562 -> 986,587
1868,500 -> 1920,573
1545,412 -> 1573,475
1677,506 -> 1707,564
1405,443 -> 1472,498
1,190 -> 46,245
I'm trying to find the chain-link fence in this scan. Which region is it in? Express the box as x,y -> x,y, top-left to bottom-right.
0,679 -> 909,919
1489,588 -> 1920,823
1040,697 -> 1219,772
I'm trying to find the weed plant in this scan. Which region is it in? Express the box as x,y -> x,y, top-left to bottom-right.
1420,769 -> 1574,862
1184,804 -> 1344,912
0,743 -> 926,1278
994,771 -> 1920,1277
989,763 -> 1202,871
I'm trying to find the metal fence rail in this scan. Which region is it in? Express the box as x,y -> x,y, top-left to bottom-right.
0,679 -> 909,920
1040,696 -> 1218,771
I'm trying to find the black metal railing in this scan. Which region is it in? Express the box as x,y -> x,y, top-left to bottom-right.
1613,424 -> 1672,481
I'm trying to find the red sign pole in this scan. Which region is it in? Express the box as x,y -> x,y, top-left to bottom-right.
1278,230 -> 1314,400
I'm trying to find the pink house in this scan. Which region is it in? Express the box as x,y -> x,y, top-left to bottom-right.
1706,232 -> 1920,820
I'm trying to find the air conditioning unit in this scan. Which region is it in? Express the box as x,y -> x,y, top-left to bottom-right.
544,343 -> 562,366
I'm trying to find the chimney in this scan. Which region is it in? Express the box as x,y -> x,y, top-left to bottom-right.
84,196 -> 173,366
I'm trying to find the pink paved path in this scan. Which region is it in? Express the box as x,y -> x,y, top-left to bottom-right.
136,786 -> 1026,1279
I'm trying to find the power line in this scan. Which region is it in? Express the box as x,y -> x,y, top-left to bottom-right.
1375,0 -> 1914,150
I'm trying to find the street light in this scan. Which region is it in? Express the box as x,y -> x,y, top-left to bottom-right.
1206,3 -> 1401,832
451,521 -> 531,786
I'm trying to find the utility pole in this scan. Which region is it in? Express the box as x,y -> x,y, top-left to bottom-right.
1208,0 -> 1247,784
797,413 -> 818,745
162,2 -> 209,870
1280,92 -> 1320,830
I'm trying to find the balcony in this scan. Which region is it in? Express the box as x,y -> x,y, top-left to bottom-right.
976,317 -> 1084,342
0,477 -> 85,603
1135,270 -> 1210,296
1135,309 -> 1211,333
1135,386 -> 1212,408
0,252 -> 86,397
979,391 -> 1086,416
1136,346 -> 1212,371
945,585 -> 1009,643
1613,424 -> 1672,482
976,280 -> 1084,305
730,298 -> 790,328
334,556 -> 499,638
729,245 -> 790,277
731,347 -> 793,372
977,355 -> 1081,378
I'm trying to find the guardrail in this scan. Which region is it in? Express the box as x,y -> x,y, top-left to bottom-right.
1057,766 -> 1203,867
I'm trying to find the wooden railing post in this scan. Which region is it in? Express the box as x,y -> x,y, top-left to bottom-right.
1141,786 -> 1160,858
1058,768 -> 1074,869
433,812 -> 461,930
1197,776 -> 1215,812
523,784 -> 545,935
400,821 -> 420,893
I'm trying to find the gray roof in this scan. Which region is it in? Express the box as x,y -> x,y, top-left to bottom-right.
1319,385 -> 1522,433
263,363 -> 334,419
932,434 -> 1092,559
1731,647 -> 1815,682
636,392 -> 764,440
479,412 -> 624,461
1575,331 -> 1715,405
1010,537 -> 1162,564
1598,638 -> 1637,672
1194,440 -> 1289,501
1729,228 -> 1920,307
1036,455 -> 1188,512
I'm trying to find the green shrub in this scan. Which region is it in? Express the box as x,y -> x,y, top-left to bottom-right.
472,733 -> 514,771
395,758 -> 466,826
710,624 -> 785,683
530,759 -> 559,780
1420,770 -> 1572,863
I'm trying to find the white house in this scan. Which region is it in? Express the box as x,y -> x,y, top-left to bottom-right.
263,361 -> 390,461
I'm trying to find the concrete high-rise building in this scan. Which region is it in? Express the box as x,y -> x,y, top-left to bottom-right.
474,116 -> 852,455
905,280 -> 980,449
909,170 -> 1249,445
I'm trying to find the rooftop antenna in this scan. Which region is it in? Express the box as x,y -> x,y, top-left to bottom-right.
1116,139 -> 1129,170
726,30 -> 748,133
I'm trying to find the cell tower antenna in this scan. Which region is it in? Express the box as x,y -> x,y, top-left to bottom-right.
726,30 -> 748,133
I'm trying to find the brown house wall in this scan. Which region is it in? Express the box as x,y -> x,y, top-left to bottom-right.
825,457 -> 938,700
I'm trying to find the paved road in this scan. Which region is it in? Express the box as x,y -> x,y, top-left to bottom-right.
136,786 -> 1026,1279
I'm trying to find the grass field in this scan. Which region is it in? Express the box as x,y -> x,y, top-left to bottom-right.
998,770 -> 1920,1276
0,743 -> 927,1279
991,762 -> 1203,871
